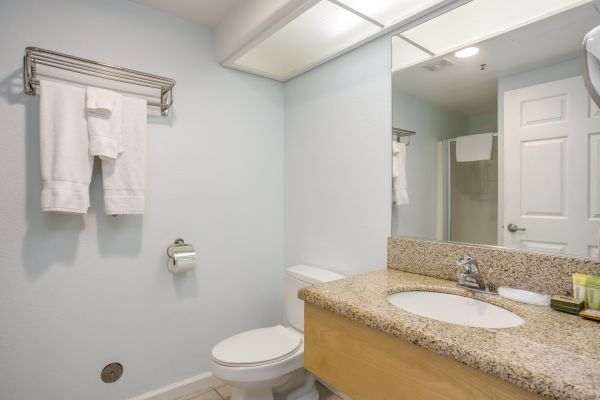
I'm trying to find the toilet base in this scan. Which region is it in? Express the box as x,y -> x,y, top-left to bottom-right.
228,369 -> 318,400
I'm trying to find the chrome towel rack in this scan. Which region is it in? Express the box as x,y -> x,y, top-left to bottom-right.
392,127 -> 416,146
23,47 -> 176,116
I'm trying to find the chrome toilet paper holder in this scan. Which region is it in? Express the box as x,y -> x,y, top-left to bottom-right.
166,238 -> 196,273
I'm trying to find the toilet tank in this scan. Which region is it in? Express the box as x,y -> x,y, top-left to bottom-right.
285,265 -> 345,332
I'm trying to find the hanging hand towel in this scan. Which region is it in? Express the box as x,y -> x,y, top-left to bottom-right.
39,80 -> 93,213
86,86 -> 123,160
392,142 -> 409,205
455,132 -> 494,162
102,96 -> 147,215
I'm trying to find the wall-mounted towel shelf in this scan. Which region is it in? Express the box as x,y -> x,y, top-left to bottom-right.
392,128 -> 416,145
23,47 -> 176,116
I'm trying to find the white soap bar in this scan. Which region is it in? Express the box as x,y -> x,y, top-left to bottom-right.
497,287 -> 550,306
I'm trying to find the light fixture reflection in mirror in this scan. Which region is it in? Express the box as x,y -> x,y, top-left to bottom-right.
454,47 -> 479,58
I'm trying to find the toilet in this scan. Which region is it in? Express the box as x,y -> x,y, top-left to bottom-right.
211,265 -> 345,400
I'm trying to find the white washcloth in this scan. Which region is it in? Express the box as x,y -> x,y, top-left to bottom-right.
86,87 -> 123,160
392,142 -> 409,205
86,86 -> 117,116
102,96 -> 147,215
39,80 -> 93,213
455,133 -> 494,162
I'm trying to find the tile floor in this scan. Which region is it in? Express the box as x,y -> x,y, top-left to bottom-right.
173,382 -> 342,400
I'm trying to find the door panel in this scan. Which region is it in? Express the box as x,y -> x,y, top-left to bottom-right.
520,94 -> 567,126
520,138 -> 566,216
589,133 -> 600,219
504,76 -> 600,256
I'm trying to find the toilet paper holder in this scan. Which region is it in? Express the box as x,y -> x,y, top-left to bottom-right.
166,238 -> 196,273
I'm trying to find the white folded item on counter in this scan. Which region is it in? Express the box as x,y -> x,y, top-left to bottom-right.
497,287 -> 551,306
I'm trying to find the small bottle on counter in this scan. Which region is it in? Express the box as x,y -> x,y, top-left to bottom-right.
586,275 -> 600,310
572,273 -> 588,305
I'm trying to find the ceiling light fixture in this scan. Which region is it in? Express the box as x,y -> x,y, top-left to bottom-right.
454,46 -> 479,58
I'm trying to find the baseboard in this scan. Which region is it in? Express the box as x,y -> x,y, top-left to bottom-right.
129,371 -> 220,400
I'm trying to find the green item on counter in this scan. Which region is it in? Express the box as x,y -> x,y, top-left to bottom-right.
550,295 -> 584,315
551,295 -> 584,308
572,273 -> 588,304
551,303 -> 584,315
586,275 -> 600,310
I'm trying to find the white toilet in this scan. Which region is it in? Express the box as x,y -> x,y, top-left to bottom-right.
211,265 -> 345,400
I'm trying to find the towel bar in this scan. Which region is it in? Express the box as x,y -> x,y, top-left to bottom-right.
23,47 -> 176,116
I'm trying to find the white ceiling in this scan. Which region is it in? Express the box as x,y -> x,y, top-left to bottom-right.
392,3 -> 600,116
131,0 -> 244,27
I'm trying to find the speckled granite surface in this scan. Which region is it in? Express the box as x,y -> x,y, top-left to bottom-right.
388,237 -> 600,295
299,269 -> 600,400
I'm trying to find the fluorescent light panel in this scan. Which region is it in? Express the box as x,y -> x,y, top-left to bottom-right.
402,0 -> 591,57
339,0 -> 445,26
234,0 -> 380,79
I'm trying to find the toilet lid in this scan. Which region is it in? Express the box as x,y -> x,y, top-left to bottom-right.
212,325 -> 302,367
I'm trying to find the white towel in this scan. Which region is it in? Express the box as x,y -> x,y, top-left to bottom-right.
392,142 -> 409,205
86,87 -> 123,160
102,96 -> 147,215
86,86 -> 117,115
39,80 -> 93,213
455,133 -> 494,162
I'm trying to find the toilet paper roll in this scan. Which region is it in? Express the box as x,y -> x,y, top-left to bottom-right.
168,257 -> 196,273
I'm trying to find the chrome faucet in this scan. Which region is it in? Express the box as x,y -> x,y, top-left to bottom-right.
456,256 -> 488,292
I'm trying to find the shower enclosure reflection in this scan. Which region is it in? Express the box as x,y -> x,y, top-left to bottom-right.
391,0 -> 600,258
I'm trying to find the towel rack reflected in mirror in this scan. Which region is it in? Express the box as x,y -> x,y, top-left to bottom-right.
392,128 -> 416,146
23,47 -> 176,116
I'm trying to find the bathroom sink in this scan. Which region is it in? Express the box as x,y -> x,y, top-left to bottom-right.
387,291 -> 524,329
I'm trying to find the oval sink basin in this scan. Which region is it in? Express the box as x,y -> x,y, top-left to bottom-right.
388,291 -> 524,329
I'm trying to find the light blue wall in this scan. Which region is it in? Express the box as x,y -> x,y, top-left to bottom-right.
498,58 -> 582,95
392,92 -> 467,238
0,1 -> 284,399
284,36 -> 391,275
467,113 -> 498,135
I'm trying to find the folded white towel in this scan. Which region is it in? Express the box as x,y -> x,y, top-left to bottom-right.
102,96 -> 147,215
86,86 -> 117,116
456,133 -> 494,162
39,80 -> 93,213
86,87 -> 123,160
392,142 -> 409,205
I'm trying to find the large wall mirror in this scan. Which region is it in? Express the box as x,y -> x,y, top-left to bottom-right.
391,0 -> 600,258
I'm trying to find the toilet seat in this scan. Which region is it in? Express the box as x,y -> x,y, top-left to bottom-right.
211,326 -> 305,384
212,325 -> 303,367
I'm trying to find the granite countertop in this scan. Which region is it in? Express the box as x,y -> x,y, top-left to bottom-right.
299,269 -> 600,400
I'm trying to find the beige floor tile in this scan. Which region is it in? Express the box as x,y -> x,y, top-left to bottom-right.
172,382 -> 345,400
174,388 -> 223,400
214,384 -> 232,400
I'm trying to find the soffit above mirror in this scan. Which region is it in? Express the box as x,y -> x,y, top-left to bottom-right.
133,1 -> 595,82
221,0 -> 593,81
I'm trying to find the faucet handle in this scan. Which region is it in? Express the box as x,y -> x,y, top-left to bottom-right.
456,256 -> 478,273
